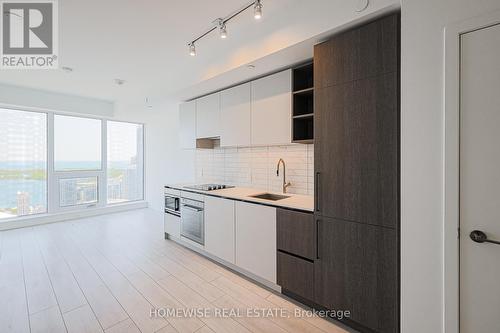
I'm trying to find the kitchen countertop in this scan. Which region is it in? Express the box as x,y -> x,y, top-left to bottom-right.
165,184 -> 314,212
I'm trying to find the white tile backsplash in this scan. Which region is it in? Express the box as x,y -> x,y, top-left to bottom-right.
195,144 -> 314,195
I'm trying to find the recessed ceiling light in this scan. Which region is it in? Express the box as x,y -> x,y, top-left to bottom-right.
61,66 -> 73,73
114,79 -> 126,86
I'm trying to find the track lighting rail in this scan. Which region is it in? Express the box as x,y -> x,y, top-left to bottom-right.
187,0 -> 262,56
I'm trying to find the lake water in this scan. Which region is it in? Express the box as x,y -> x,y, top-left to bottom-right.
0,160 -> 130,209
0,179 -> 47,209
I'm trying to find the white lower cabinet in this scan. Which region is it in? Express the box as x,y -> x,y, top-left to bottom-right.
164,213 -> 180,239
235,201 -> 277,283
205,196 -> 235,264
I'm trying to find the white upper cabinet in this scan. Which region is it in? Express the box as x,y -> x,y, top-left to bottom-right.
251,69 -> 292,146
220,83 -> 252,147
179,100 -> 196,149
196,92 -> 221,139
235,201 -> 277,283
205,196 -> 235,264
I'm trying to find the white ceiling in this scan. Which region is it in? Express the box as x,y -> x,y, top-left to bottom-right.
0,0 -> 399,106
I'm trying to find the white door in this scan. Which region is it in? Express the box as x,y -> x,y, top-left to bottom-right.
460,23 -> 500,333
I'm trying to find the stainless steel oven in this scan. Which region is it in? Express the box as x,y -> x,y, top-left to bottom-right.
165,194 -> 180,216
180,197 -> 204,245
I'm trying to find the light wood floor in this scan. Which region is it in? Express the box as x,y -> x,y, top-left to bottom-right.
0,209 -> 348,333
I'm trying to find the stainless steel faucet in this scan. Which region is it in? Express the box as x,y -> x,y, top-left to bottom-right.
276,158 -> 291,193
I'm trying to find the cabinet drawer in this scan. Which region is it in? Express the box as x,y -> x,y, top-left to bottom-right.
277,251 -> 314,301
277,209 -> 315,260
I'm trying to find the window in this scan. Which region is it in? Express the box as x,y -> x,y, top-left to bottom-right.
107,121 -> 144,203
0,108 -> 47,219
59,177 -> 98,207
0,108 -> 144,220
54,115 -> 102,171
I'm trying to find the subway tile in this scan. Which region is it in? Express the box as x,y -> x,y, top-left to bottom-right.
195,144 -> 314,194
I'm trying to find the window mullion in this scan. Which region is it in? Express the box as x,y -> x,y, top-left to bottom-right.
47,112 -> 56,214
100,120 -> 107,207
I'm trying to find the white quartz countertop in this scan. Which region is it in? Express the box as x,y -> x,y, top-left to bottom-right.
166,184 -> 314,212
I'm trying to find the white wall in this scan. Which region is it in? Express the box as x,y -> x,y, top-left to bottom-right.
0,83 -> 113,117
113,100 -> 195,213
401,1 -> 500,332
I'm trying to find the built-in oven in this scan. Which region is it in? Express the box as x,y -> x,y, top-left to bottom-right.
165,194 -> 180,216
180,197 -> 204,245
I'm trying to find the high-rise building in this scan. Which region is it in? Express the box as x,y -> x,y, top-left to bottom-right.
107,178 -> 122,202
60,180 -> 78,206
122,167 -> 138,200
16,191 -> 30,216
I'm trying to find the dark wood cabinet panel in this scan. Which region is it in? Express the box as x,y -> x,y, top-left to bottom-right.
311,13 -> 400,333
314,13 -> 399,90
277,209 -> 316,260
314,217 -> 399,333
314,28 -> 359,89
314,72 -> 399,228
356,13 -> 399,80
277,251 -> 314,301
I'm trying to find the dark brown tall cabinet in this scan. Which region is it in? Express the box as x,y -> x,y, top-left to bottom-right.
313,13 -> 400,333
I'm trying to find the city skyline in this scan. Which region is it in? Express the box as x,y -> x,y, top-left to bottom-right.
0,108 -> 144,219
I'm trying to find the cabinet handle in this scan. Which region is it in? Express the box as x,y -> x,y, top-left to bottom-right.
315,172 -> 320,212
316,219 -> 320,259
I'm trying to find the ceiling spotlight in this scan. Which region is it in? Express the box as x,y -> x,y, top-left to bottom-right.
254,0 -> 263,19
186,1 -> 265,56
189,42 -> 196,56
217,19 -> 227,39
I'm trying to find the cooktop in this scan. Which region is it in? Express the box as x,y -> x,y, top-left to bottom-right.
183,184 -> 235,191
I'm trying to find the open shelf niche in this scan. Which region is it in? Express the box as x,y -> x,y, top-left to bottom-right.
292,62 -> 314,143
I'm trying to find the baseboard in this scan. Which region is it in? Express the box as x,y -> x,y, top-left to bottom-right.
0,201 -> 148,231
168,234 -> 281,292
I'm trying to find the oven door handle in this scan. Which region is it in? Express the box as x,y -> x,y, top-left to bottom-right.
165,210 -> 180,217
182,204 -> 203,212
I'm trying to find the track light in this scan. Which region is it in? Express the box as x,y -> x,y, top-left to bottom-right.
187,1 -> 264,56
217,19 -> 227,39
189,42 -> 196,56
254,0 -> 262,19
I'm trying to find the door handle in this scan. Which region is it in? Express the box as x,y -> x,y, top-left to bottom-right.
315,172 -> 320,212
316,219 -> 320,259
470,230 -> 500,245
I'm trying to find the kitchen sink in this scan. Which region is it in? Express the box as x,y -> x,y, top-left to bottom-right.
249,193 -> 290,201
